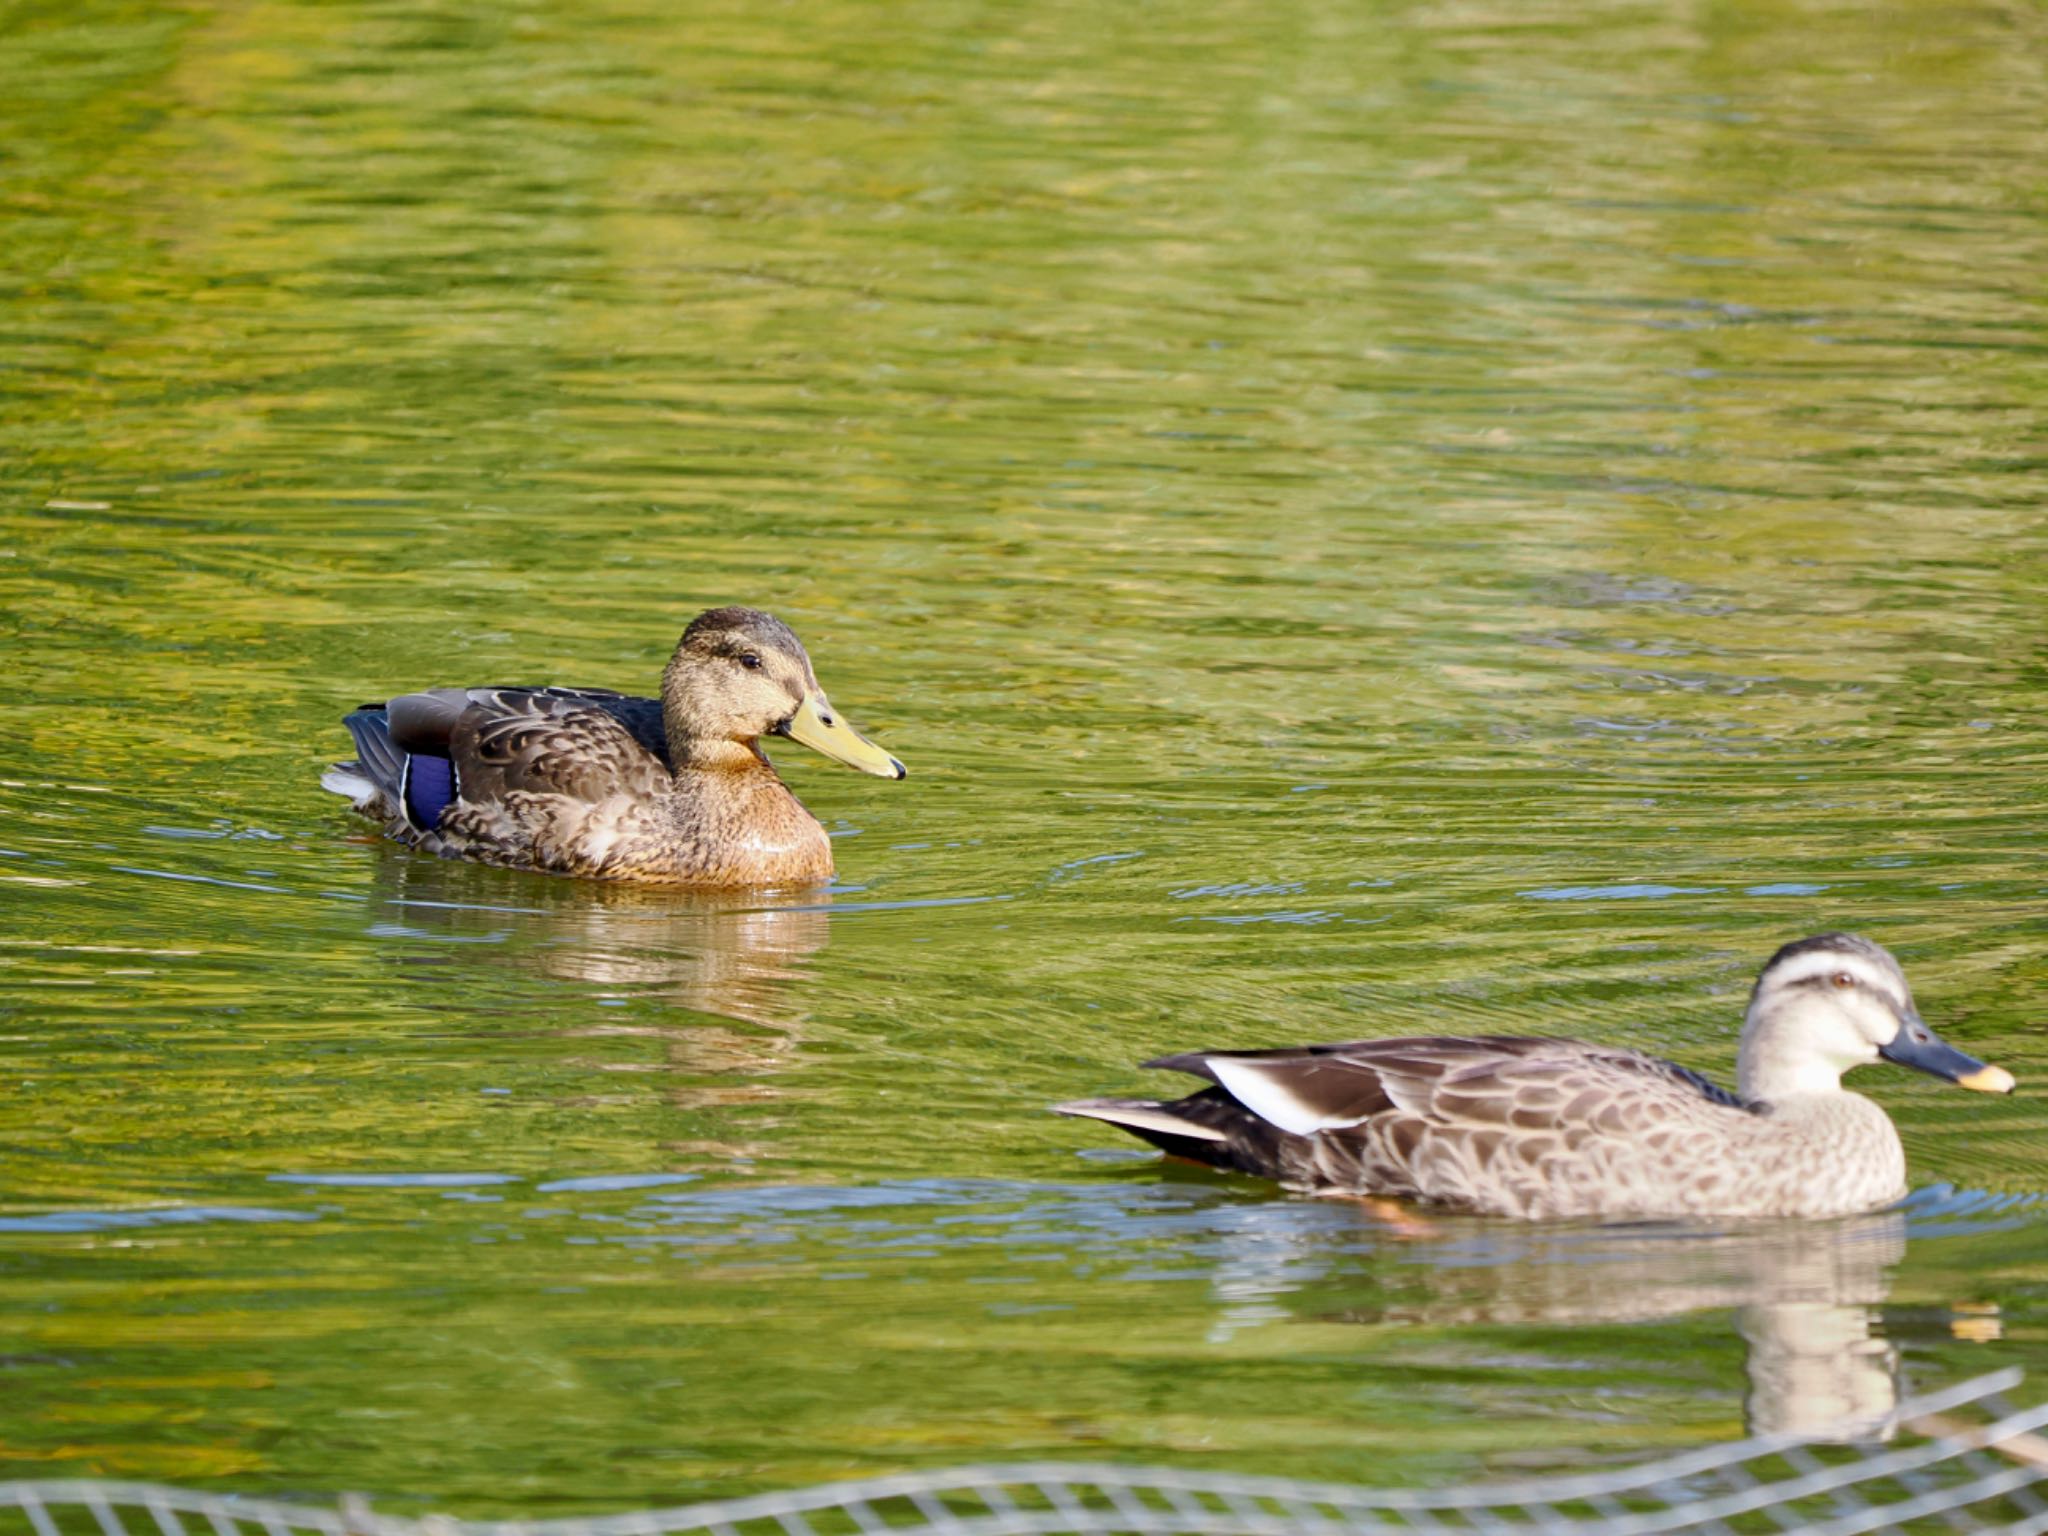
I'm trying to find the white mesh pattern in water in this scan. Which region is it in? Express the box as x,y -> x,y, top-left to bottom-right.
5,1371 -> 2048,1536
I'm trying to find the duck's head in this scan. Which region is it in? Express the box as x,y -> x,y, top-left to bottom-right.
1737,932 -> 2013,1103
661,606 -> 906,778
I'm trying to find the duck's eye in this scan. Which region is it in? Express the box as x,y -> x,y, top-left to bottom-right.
739,653 -> 763,671
1831,972 -> 1855,989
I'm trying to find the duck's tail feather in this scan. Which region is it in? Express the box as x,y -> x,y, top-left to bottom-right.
1053,1096 -> 1244,1169
320,762 -> 379,804
326,704 -> 419,825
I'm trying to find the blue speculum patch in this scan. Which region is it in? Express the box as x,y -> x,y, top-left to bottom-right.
403,753 -> 455,830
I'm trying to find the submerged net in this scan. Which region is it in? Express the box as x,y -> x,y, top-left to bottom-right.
5,1370 -> 2046,1536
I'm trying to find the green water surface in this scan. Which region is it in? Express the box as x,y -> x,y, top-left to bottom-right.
3,0 -> 2048,1515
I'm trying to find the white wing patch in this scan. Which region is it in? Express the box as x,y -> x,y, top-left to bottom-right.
1208,1058 -> 1371,1137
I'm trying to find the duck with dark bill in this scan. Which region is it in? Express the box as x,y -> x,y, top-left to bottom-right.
1058,934 -> 2014,1222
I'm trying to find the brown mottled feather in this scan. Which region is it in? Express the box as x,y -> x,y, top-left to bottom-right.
459,691 -> 672,805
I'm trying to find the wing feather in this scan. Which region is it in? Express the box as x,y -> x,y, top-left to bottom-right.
383,687 -> 670,771
456,690 -> 672,804
1153,1036 -> 1756,1143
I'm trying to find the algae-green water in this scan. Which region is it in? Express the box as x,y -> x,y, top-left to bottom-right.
4,0 -> 2048,1514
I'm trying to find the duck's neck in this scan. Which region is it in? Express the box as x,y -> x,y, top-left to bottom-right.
658,735 -> 832,885
1740,1048 -> 1850,1104
662,733 -> 817,835
659,655 -> 768,776
1738,1001 -> 1857,1104
668,733 -> 778,777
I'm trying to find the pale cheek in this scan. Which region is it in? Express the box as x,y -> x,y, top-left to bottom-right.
1821,1030 -> 1880,1070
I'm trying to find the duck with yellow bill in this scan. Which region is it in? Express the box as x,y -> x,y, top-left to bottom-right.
322,606 -> 904,886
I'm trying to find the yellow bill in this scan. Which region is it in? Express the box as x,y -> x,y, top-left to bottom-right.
779,692 -> 906,779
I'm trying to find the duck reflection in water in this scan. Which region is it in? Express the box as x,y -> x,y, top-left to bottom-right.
360,841 -> 829,1035
1190,1192 -> 2000,1442
1387,1213 -> 1909,1440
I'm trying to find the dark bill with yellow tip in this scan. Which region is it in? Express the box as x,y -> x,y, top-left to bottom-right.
777,692 -> 907,779
1879,1017 -> 2015,1094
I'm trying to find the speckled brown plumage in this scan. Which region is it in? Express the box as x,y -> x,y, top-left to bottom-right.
1057,935 -> 2014,1222
323,607 -> 904,887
